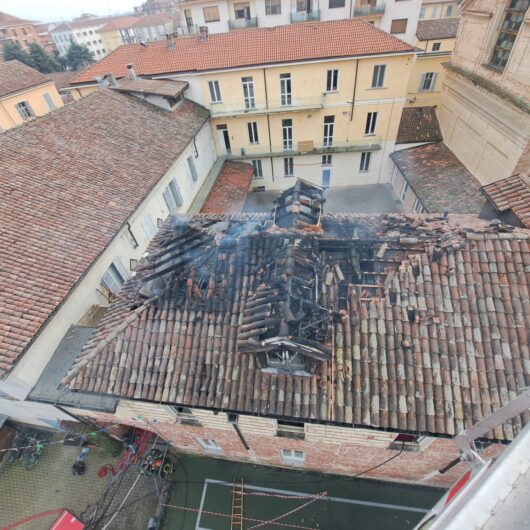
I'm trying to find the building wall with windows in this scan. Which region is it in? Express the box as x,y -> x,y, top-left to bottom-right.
167,53 -> 415,189
74,399 -> 503,487
406,53 -> 448,106
419,0 -> 459,20
437,0 -> 530,184
381,0 -> 423,45
390,163 -> 425,212
0,81 -> 63,130
51,23 -> 108,58
0,120 -> 215,426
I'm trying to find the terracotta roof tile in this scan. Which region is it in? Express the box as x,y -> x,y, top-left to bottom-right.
200,161 -> 254,214
396,106 -> 443,144
71,19 -> 415,84
481,175 -> 530,228
65,207 -> 530,441
0,90 -> 209,377
390,143 -> 485,213
99,16 -> 142,32
0,60 -> 51,98
416,18 -> 460,41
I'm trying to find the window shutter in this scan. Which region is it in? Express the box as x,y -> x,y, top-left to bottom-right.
163,188 -> 176,212
112,258 -> 129,281
142,215 -> 157,239
431,73 -> 438,91
102,270 -> 121,294
419,73 -> 426,91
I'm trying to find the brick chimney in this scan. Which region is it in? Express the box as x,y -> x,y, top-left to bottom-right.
126,64 -> 137,81
199,26 -> 208,43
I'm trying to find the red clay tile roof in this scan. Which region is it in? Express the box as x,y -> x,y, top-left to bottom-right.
71,19 -> 415,84
396,106 -> 443,144
0,11 -> 34,26
99,16 -> 142,32
47,71 -> 79,90
416,18 -> 460,41
390,143 -> 484,214
64,209 -> 530,441
200,161 -> 253,214
481,175 -> 530,228
0,60 -> 51,98
130,14 -> 174,27
0,90 -> 208,378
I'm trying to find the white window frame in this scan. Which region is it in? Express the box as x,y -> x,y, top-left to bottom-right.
419,6 -> 425,18
252,159 -> 263,178
371,64 -> 386,88
400,181 -> 409,202
163,179 -> 184,213
208,80 -> 221,103
359,151 -> 371,172
446,4 -> 453,16
365,112 -> 377,135
419,72 -> 438,92
326,69 -> 338,92
141,214 -> 157,239
282,119 -> 293,150
187,155 -> 198,184
284,157 -> 294,177
265,0 -> 282,14
15,101 -> 34,120
280,449 -> 305,466
196,437 -> 223,454
280,73 -> 292,106
413,197 -> 425,213
323,115 -> 334,147
242,76 -> 255,109
43,92 -> 56,110
248,121 -> 259,144
322,154 -> 332,166
432,6 -> 438,17
101,258 -> 129,295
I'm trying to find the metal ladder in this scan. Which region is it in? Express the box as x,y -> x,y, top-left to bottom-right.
230,478 -> 244,530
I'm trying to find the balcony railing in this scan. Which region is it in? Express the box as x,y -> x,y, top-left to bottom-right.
225,138 -> 382,160
353,2 -> 385,16
290,10 -> 321,23
209,95 -> 325,118
228,17 -> 258,29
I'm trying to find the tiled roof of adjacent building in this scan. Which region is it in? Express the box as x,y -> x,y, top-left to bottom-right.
0,89 -> 209,377
200,161 -> 254,214
396,107 -> 443,144
481,175 -> 530,229
64,202 -> 530,441
390,143 -> 485,214
0,60 -> 51,98
0,11 -> 34,26
130,14 -> 174,27
416,18 -> 460,41
52,15 -> 131,33
47,70 -> 79,91
99,16 -> 142,32
70,19 -> 415,84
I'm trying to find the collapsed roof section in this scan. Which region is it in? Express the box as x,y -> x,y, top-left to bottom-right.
64,182 -> 530,441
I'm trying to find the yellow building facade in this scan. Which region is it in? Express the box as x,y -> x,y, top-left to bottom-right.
0,61 -> 63,131
162,53 -> 415,189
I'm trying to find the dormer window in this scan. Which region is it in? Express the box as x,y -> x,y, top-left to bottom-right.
489,0 -> 530,70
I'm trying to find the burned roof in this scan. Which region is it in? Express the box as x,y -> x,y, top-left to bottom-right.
396,107 -> 443,145
390,143 -> 485,214
65,186 -> 530,441
481,175 -> 530,229
0,89 -> 209,377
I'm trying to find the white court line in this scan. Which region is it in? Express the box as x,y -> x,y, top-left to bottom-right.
205,478 -> 429,514
195,479 -> 209,530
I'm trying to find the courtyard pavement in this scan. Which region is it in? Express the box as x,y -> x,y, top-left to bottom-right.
244,184 -> 403,214
0,442 -> 160,530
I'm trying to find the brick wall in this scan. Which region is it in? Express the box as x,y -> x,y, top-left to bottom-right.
72,404 -> 505,488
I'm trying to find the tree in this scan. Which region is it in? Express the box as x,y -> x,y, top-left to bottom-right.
53,49 -> 68,71
65,41 -> 94,71
2,41 -> 36,68
28,42 -> 63,73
